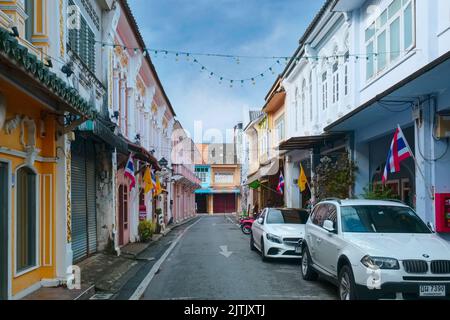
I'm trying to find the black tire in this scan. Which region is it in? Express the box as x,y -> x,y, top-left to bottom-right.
261,238 -> 269,262
300,245 -> 318,281
338,265 -> 358,301
242,225 -> 252,235
250,234 -> 256,251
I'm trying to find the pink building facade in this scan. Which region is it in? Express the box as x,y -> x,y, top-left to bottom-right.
171,121 -> 201,222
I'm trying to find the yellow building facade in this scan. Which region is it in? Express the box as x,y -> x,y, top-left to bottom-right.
0,0 -> 94,299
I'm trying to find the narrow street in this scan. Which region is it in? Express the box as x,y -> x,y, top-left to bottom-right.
130,215 -> 337,300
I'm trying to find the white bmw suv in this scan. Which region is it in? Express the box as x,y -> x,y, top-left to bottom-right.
300,199 -> 450,300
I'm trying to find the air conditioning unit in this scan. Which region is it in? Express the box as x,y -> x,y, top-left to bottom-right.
436,114 -> 450,139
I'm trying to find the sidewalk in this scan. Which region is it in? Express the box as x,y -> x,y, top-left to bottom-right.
22,216 -> 198,300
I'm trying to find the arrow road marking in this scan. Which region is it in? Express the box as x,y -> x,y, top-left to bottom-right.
219,245 -> 233,258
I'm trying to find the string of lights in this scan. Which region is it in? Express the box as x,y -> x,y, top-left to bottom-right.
93,38 -> 421,85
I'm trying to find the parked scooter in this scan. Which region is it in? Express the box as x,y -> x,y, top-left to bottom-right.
239,216 -> 255,235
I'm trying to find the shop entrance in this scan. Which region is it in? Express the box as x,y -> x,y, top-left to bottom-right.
0,161 -> 8,300
195,194 -> 207,213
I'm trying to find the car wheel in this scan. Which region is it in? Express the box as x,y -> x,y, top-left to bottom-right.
242,225 -> 252,235
260,238 -> 268,262
301,245 -> 318,281
338,265 -> 358,301
250,234 -> 256,251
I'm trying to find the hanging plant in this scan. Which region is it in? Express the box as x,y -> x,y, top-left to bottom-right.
312,152 -> 357,201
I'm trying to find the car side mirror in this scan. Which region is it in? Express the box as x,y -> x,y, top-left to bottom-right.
323,220 -> 335,233
257,218 -> 264,225
427,222 -> 435,233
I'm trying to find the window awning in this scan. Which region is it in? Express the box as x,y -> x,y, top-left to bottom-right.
246,159 -> 280,185
278,133 -> 346,151
127,141 -> 161,170
263,91 -> 286,113
78,119 -> 129,154
195,188 -> 240,195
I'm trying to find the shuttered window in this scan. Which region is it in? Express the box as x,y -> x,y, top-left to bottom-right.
67,0 -> 96,73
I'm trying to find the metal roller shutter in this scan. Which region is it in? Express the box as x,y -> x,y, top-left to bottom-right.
71,139 -> 88,262
71,138 -> 97,262
213,194 -> 236,214
86,141 -> 97,255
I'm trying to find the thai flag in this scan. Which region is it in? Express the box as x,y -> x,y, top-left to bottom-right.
124,154 -> 136,190
382,125 -> 413,183
277,172 -> 285,195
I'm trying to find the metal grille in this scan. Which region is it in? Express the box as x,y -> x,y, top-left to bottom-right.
403,260 -> 429,274
283,238 -> 302,247
431,261 -> 450,274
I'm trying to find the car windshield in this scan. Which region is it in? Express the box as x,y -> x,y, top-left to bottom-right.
341,205 -> 431,234
266,209 -> 309,224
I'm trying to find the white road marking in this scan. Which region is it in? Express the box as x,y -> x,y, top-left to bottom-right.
219,245 -> 233,258
225,215 -> 240,228
128,217 -> 203,300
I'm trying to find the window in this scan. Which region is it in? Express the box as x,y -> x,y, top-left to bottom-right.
195,167 -> 209,183
16,167 -> 37,273
332,62 -> 339,104
214,172 -> 234,184
309,71 -> 313,121
365,0 -> 415,80
340,206 -> 431,234
322,72 -> 328,110
311,204 -> 327,227
301,80 -> 306,126
68,0 -> 96,73
24,0 -> 34,42
275,115 -> 285,143
294,87 -> 299,132
344,52 -> 349,96
266,209 -> 309,225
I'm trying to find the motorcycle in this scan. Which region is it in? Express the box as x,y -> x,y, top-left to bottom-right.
239,216 -> 255,235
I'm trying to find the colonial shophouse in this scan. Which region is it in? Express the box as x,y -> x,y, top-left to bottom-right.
0,0 -> 188,299
0,0 -> 95,299
270,0 -> 450,242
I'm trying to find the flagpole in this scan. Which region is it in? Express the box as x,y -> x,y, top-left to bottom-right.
397,125 -> 434,200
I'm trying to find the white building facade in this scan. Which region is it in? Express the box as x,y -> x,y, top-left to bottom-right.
281,0 -> 450,241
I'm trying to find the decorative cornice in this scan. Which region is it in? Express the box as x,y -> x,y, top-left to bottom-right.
0,27 -> 96,119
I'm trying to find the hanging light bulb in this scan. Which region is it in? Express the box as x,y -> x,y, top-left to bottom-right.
236,57 -> 240,65
186,53 -> 190,61
176,53 -> 179,61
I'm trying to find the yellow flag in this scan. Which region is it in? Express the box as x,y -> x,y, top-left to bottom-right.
144,167 -> 154,194
154,175 -> 162,197
298,164 -> 308,192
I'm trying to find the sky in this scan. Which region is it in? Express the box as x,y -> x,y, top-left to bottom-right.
128,0 -> 325,143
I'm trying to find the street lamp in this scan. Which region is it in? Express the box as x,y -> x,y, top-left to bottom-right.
158,157 -> 168,168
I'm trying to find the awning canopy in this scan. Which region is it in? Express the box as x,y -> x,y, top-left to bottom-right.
246,159 -> 280,185
325,51 -> 450,133
195,188 -> 241,195
78,119 -> 129,154
263,91 -> 286,113
128,141 -> 161,170
278,133 -> 346,151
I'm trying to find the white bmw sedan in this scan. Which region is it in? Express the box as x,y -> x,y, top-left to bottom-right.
250,208 -> 309,261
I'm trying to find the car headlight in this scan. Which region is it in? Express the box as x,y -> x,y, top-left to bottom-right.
266,233 -> 282,244
361,255 -> 400,270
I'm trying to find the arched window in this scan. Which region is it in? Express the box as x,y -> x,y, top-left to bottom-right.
301,79 -> 306,126
332,61 -> 339,104
294,87 -> 299,132
16,166 -> 37,273
344,51 -> 350,96
309,71 -> 313,121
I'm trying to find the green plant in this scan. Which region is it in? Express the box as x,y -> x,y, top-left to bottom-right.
312,153 -> 358,201
138,220 -> 154,242
362,184 -> 400,200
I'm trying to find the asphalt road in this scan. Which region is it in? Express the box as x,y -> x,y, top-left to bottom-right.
140,215 -> 338,300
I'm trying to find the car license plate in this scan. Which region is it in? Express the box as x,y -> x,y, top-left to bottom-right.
419,285 -> 446,297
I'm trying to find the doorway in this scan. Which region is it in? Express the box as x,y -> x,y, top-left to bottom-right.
118,185 -> 129,246
195,194 -> 207,213
0,161 -> 9,300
